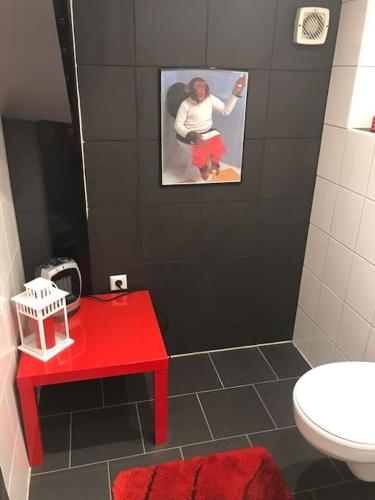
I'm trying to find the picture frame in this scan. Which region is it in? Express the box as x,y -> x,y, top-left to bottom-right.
160,68 -> 249,186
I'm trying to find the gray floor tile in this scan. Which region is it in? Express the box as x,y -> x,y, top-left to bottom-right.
103,372 -> 153,406
312,480 -> 375,500
250,427 -> 341,492
182,435 -> 250,460
168,354 -> 222,395
39,379 -> 102,416
109,448 -> 181,484
210,347 -> 277,387
71,404 -> 143,466
260,343 -> 311,378
294,492 -> 315,500
29,463 -> 110,500
138,394 -> 212,452
255,378 -> 298,428
199,386 -> 275,439
32,414 -> 70,474
332,459 -> 356,481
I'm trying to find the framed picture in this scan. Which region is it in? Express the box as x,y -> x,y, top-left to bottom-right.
161,68 -> 249,185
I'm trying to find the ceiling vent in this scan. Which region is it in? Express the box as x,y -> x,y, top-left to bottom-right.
294,7 -> 330,45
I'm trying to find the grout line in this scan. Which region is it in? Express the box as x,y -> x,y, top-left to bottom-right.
179,446 -> 184,460
171,339 -> 292,358
69,412 -> 72,468
207,353 -> 224,388
106,461 -> 112,500
245,434 -> 252,447
256,347 -> 279,380
195,393 -> 214,440
135,403 -> 146,454
252,385 -> 278,429
249,424 -> 296,438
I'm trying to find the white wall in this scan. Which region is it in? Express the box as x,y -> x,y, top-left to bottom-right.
293,0 -> 375,366
0,119 -> 30,498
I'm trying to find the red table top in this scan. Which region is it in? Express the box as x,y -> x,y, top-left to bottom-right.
17,290 -> 168,387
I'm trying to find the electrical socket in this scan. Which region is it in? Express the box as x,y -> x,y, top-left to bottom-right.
109,274 -> 127,291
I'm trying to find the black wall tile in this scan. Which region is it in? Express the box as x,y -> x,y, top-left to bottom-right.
207,0 -> 277,69
143,261 -> 199,311
17,211 -> 52,280
136,68 -> 160,140
84,141 -> 138,208
260,138 -> 320,199
135,0 -> 207,66
138,141 -> 201,205
73,0 -> 135,65
197,257 -> 259,308
88,207 -> 139,267
200,201 -> 257,258
140,204 -> 200,263
245,71 -> 270,139
272,0 -> 341,70
6,145 -> 46,213
200,140 -> 263,203
78,66 -> 136,140
266,71 -> 330,138
256,198 -> 311,252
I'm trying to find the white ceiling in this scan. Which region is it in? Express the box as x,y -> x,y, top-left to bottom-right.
0,0 -> 71,123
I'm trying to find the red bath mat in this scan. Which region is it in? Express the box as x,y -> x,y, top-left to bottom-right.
112,447 -> 292,500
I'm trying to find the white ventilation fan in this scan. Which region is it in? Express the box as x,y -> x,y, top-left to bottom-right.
294,7 -> 330,45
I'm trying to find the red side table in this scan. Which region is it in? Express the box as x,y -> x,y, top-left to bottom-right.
16,291 -> 168,467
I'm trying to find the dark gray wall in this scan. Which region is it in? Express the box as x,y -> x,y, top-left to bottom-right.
3,119 -> 53,280
73,0 -> 341,354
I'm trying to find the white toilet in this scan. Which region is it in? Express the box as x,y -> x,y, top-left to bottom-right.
293,361 -> 375,482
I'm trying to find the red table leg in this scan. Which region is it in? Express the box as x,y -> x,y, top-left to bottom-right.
154,368 -> 168,444
18,384 -> 44,467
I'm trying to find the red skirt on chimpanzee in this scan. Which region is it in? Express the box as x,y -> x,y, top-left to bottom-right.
192,134 -> 227,168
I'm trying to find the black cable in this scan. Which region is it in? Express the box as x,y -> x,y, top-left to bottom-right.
86,291 -> 131,302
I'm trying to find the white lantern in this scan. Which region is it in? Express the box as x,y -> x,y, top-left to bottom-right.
12,277 -> 74,361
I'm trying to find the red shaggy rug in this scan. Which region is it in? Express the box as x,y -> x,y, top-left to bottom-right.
113,447 -> 292,500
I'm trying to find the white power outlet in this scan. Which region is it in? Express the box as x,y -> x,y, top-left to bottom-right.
109,274 -> 128,291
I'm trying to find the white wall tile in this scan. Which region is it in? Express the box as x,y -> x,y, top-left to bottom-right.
304,224 -> 329,279
0,119 -> 29,498
356,199 -> 375,265
325,67 -> 357,128
346,254 -> 375,323
323,237 -> 353,298
317,125 -> 346,183
349,67 -> 375,128
332,348 -> 348,363
298,267 -> 321,320
367,150 -> 375,201
359,0 -> 375,66
8,428 -> 30,500
330,187 -> 364,249
337,304 -> 371,360
293,307 -> 318,363
339,130 -> 375,195
364,327 -> 375,361
333,0 -> 367,66
309,331 -> 336,367
316,284 -> 344,343
310,178 -> 337,233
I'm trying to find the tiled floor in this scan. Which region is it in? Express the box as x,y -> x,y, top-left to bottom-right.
28,342 -> 375,499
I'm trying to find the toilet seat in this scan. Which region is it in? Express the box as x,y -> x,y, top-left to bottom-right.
294,362 -> 375,446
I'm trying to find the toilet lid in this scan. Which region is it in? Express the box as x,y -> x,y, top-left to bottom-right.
294,362 -> 375,445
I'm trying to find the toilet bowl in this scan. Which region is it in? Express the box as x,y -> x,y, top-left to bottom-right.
293,361 -> 375,482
